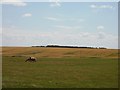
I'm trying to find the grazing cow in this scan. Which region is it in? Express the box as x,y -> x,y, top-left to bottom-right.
25,57 -> 37,62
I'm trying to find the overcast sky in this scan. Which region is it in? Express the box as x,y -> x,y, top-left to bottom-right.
1,1 -> 118,49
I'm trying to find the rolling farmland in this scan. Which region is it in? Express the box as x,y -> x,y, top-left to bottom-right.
2,47 -> 118,88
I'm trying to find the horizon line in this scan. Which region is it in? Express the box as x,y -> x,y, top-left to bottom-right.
0,45 -> 119,49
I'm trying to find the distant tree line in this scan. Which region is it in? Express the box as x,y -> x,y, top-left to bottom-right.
32,45 -> 107,49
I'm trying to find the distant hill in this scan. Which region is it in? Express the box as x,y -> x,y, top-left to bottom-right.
2,47 -> 118,58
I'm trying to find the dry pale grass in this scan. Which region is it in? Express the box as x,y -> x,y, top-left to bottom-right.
2,47 -> 118,58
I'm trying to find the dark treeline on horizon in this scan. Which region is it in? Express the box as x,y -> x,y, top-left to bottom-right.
32,45 -> 107,49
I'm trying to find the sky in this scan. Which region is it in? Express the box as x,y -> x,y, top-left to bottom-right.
1,0 -> 118,49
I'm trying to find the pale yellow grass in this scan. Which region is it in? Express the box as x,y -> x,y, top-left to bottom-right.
2,47 -> 118,58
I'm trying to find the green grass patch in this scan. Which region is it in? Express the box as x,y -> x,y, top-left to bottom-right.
2,56 -> 118,88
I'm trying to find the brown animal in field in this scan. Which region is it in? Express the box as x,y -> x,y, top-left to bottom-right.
25,57 -> 37,62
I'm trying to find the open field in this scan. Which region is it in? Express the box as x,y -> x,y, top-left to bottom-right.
2,47 -> 118,88
2,47 -> 118,58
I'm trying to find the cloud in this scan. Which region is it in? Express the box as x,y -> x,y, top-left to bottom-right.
81,32 -> 91,37
45,17 -> 61,21
2,27 -> 48,46
54,25 -> 82,30
73,32 -> 117,48
2,26 -> 118,49
97,32 -> 106,39
97,25 -> 104,30
49,0 -> 61,7
90,5 -> 97,8
69,18 -> 85,23
97,26 -> 106,39
1,0 -> 27,6
90,4 -> 113,9
100,5 -> 113,9
0,27 -> 2,34
55,25 -> 71,29
50,3 -> 61,7
22,13 -> 32,17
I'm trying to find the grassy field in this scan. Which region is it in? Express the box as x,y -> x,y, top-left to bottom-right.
2,47 -> 118,88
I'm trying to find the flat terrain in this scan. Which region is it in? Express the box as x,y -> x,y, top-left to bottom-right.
2,47 -> 118,88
